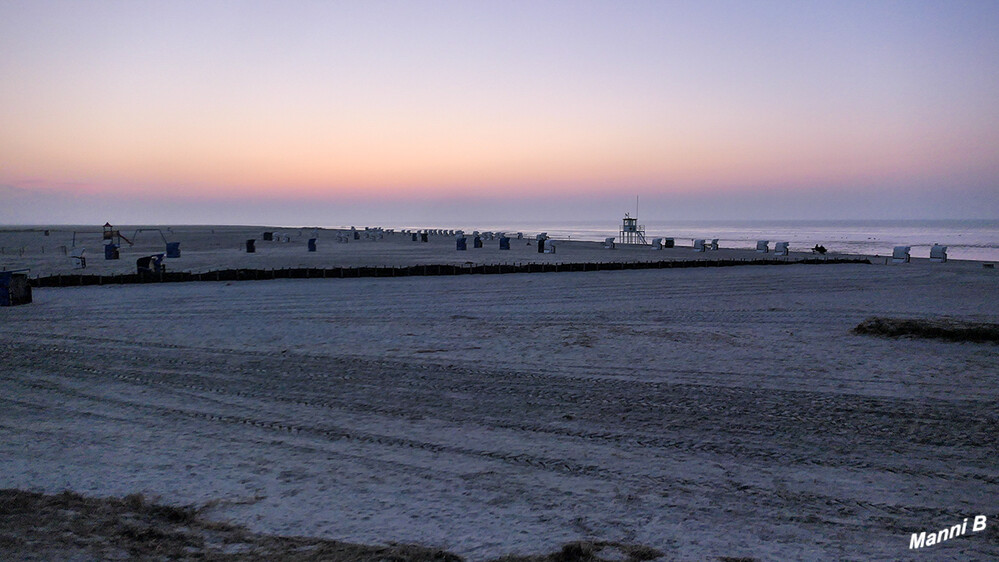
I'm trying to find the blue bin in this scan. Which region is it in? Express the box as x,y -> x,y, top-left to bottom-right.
165,242 -> 181,258
308,238 -> 317,252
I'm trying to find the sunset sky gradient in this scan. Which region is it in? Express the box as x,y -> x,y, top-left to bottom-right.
2,0 -> 998,224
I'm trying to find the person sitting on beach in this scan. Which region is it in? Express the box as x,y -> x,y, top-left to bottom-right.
813,244 -> 827,255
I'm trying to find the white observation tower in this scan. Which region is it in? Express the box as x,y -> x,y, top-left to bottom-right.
619,213 -> 647,245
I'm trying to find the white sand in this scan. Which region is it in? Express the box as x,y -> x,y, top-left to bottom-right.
2,227 -> 998,559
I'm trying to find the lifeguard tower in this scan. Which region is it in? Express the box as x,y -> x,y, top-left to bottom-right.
619,213 -> 647,245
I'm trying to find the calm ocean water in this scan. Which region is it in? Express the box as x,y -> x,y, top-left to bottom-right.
402,219 -> 999,262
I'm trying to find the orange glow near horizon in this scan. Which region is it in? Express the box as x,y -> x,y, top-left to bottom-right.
2,118 -> 986,202
2,2 -> 998,216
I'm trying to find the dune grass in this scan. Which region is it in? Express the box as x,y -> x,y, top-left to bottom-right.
0,489 -> 674,561
852,317 -> 999,343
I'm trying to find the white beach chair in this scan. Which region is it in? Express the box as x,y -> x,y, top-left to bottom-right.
756,240 -> 769,253
892,246 -> 911,264
709,238 -> 719,251
70,247 -> 87,269
652,238 -> 663,250
544,240 -> 556,253
930,245 -> 948,263
693,239 -> 706,252
604,237 -> 616,249
774,241 -> 789,256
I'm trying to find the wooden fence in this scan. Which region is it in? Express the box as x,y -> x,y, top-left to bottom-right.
27,257 -> 870,288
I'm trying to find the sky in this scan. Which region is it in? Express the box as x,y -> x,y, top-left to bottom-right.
2,0 -> 998,226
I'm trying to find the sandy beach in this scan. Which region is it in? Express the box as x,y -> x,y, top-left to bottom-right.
0,224 -> 907,279
2,225 -> 998,560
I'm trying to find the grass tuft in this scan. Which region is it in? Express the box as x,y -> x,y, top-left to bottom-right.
851,317 -> 999,343
0,489 -> 671,561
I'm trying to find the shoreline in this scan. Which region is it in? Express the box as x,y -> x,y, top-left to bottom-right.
1,224 -> 992,278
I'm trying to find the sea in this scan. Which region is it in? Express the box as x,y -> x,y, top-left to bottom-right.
400,219 -> 999,262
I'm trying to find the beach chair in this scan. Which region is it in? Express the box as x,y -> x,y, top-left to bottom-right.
709,239 -> 719,251
499,237 -> 511,250
456,237 -> 467,251
774,242 -> 789,256
756,240 -> 769,253
663,238 -> 675,248
652,238 -> 663,250
70,247 -> 87,269
0,271 -> 32,306
604,237 -> 615,249
136,254 -> 165,275
544,240 -> 556,254
892,246 -> 911,264
930,245 -> 947,263
693,239 -> 706,252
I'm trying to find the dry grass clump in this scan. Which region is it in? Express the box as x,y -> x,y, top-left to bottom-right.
852,317 -> 999,343
0,488 -> 460,561
493,540 -> 663,561
0,489 -> 674,561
